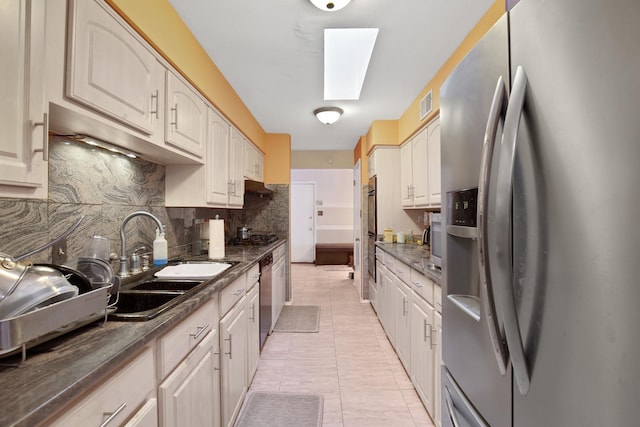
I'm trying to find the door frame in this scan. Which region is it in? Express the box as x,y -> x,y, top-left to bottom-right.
290,181 -> 316,263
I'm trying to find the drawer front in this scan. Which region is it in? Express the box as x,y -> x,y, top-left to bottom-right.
375,247 -> 384,264
158,296 -> 218,378
220,274 -> 247,316
246,263 -> 260,288
434,284 -> 442,313
410,269 -> 434,305
49,347 -> 155,427
392,259 -> 411,285
273,244 -> 286,262
385,253 -> 395,270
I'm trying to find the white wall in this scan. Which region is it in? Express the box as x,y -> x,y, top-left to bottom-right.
291,169 -> 353,244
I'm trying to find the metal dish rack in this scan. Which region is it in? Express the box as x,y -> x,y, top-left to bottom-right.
0,285 -> 112,363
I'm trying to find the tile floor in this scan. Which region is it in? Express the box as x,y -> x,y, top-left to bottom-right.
247,263 -> 435,427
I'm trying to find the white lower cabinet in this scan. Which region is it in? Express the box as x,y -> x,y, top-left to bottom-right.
220,294 -> 248,427
394,277 -> 411,371
159,330 -> 220,427
48,347 -> 155,426
410,290 -> 436,416
272,251 -> 286,329
375,250 -> 443,426
246,279 -> 260,380
124,398 -> 158,427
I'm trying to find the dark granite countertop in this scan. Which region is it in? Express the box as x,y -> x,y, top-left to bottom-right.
0,240 -> 286,427
375,241 -> 442,285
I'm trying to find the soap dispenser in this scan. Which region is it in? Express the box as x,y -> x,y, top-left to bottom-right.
153,227 -> 168,266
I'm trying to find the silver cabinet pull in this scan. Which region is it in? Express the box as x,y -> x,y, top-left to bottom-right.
33,112 -> 49,161
170,104 -> 178,128
249,304 -> 255,322
412,281 -> 423,288
151,90 -> 159,119
233,288 -> 244,297
224,334 -> 233,359
189,324 -> 210,340
402,297 -> 408,316
99,402 -> 126,427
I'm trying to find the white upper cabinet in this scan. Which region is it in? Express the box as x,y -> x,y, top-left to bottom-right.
165,70 -> 206,158
67,0 -> 163,136
0,0 -> 48,198
427,117 -> 441,205
400,115 -> 441,208
243,141 -> 264,182
229,128 -> 245,207
207,108 -> 231,205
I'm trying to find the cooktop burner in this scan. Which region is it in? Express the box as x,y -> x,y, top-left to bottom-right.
229,234 -> 278,246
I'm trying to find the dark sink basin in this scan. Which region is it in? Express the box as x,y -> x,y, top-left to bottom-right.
127,280 -> 203,292
109,291 -> 186,321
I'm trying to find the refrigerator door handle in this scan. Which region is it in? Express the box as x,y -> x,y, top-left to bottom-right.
495,65 -> 530,395
443,368 -> 490,427
477,75 -> 510,375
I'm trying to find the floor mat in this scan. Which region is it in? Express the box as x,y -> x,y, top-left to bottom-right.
272,305 -> 320,333
235,391 -> 323,427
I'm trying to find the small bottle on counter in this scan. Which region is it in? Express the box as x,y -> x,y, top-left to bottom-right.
407,230 -> 413,244
384,228 -> 393,242
153,228 -> 168,266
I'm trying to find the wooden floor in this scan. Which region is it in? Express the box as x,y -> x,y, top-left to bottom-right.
247,263 -> 434,427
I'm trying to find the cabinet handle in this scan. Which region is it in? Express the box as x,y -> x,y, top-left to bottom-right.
189,324 -> 210,340
225,334 -> 233,359
233,288 -> 244,297
250,304 -> 255,322
171,104 -> 178,128
423,319 -> 428,342
426,322 -> 434,348
402,297 -> 407,316
99,402 -> 127,427
151,90 -> 159,119
396,269 -> 403,276
413,281 -> 423,288
33,112 -> 49,161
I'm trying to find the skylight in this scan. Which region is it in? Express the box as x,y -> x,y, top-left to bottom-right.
324,28 -> 379,100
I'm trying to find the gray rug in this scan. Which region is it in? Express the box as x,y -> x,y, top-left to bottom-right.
323,265 -> 353,271
235,391 -> 323,427
273,305 -> 320,333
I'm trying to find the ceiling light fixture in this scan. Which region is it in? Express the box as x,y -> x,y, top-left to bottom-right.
309,0 -> 351,12
314,107 -> 344,125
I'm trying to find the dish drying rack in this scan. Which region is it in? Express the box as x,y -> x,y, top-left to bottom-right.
0,285 -> 113,364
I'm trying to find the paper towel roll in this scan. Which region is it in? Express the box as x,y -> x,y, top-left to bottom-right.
208,218 -> 225,259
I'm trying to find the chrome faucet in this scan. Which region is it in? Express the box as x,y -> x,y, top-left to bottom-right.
119,211 -> 164,277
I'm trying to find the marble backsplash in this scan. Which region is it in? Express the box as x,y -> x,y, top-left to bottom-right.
0,137 -> 290,269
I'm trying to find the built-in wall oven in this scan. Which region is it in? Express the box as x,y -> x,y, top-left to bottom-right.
367,176 -> 377,281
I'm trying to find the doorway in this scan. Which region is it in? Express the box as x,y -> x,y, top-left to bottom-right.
290,182 -> 316,263
353,160 -> 363,299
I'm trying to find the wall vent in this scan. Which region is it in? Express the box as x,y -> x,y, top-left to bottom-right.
419,89 -> 433,120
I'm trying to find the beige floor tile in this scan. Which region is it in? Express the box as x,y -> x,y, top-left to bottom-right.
246,263 -> 432,427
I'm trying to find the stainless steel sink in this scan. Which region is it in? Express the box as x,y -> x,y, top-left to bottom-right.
108,291 -> 187,321
127,279 -> 203,292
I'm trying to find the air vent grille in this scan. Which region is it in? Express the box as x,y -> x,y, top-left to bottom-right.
419,89 -> 433,120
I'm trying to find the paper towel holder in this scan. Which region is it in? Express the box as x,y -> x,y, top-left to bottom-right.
192,218 -> 210,255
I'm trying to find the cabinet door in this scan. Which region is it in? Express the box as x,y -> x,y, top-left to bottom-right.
228,128 -> 245,207
254,150 -> 264,182
412,128 -> 429,207
394,278 -> 411,371
207,108 -> 231,205
220,298 -> 248,427
247,283 -> 260,380
67,0 -> 162,135
427,118 -> 441,206
400,141 -> 413,207
411,294 -> 436,417
272,257 -> 286,326
159,331 -> 220,427
0,0 -> 47,195
244,141 -> 256,180
165,70 -> 206,158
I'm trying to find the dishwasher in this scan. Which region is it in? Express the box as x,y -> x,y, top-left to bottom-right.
259,253 -> 273,349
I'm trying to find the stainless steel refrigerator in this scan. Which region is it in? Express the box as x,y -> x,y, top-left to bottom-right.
440,0 -> 640,426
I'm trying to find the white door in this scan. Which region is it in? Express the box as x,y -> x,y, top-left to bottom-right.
291,182 -> 315,263
353,160 -> 363,298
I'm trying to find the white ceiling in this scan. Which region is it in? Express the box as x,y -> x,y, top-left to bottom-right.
167,0 -> 495,151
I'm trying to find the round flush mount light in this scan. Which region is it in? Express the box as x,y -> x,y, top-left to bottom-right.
314,107 -> 344,125
309,0 -> 351,12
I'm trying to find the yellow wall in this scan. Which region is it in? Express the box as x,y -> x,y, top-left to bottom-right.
291,151 -> 354,169
365,120 -> 398,154
106,0 -> 295,185
397,0 -> 505,145
264,134 -> 291,184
